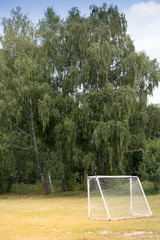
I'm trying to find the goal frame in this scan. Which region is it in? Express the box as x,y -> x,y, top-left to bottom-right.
87,175 -> 152,221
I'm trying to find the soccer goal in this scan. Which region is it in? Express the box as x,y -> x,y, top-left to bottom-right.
87,176 -> 152,220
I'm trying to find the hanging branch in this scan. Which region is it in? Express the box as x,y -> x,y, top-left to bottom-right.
11,120 -> 33,139
14,145 -> 33,151
127,148 -> 145,153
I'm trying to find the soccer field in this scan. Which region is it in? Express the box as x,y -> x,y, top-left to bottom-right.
0,194 -> 160,240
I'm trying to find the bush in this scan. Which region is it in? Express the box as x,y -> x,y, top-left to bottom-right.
138,139 -> 160,190
0,166 -> 15,193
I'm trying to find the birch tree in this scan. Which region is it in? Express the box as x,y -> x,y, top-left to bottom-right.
0,7 -> 53,193
0,4 -> 160,192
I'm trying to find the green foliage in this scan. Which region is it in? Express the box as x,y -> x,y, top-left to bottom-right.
139,140 -> 160,190
10,182 -> 44,195
0,4 -> 160,193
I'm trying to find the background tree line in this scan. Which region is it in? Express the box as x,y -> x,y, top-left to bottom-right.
0,4 -> 160,193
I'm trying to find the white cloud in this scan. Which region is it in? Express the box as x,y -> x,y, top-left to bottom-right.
126,1 -> 160,19
136,36 -> 160,60
124,1 -> 160,104
148,88 -> 160,104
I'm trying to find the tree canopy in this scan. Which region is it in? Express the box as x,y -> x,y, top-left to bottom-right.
0,4 -> 160,193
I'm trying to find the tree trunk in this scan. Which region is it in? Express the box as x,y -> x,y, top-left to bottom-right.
62,172 -> 66,192
28,92 -> 49,194
48,171 -> 54,194
36,157 -> 49,194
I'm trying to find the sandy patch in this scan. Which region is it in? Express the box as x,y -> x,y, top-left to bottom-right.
66,231 -> 72,234
98,230 -> 117,235
118,231 -> 156,238
85,231 -> 95,234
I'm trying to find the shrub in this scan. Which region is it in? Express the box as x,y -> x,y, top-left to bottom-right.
138,139 -> 160,190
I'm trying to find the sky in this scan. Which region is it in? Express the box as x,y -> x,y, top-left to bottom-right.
0,0 -> 160,104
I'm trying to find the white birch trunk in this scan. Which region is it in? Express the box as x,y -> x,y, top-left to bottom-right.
28,92 -> 49,194
48,171 -> 54,194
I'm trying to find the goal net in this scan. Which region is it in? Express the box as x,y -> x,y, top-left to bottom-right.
87,176 -> 152,220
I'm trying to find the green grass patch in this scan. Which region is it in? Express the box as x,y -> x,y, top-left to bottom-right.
142,181 -> 160,195
9,180 -> 159,196
10,182 -> 44,195
8,182 -> 86,198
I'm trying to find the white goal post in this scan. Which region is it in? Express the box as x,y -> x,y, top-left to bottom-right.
87,176 -> 152,221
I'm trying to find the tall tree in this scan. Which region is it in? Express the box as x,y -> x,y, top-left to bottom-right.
0,7 -> 55,193
0,4 -> 160,193
36,4 -> 160,179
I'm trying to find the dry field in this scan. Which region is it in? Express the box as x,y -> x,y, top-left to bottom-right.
0,194 -> 160,240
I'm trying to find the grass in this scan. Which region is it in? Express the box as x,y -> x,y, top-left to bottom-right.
0,193 -> 160,240
10,182 -> 85,196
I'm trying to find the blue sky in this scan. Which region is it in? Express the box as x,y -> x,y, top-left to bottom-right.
0,0 -> 160,104
0,0 -> 153,22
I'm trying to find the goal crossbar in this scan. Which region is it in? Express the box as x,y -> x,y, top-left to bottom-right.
87,176 -> 152,221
